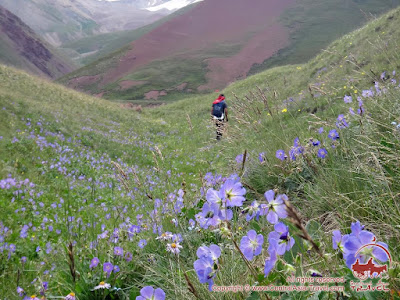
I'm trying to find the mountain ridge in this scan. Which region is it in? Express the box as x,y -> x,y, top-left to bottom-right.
0,0 -> 174,46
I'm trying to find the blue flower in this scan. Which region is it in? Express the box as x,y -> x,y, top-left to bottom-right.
317,148 -> 328,159
196,244 -> 221,261
260,190 -> 288,224
194,244 -> 221,291
264,249 -> 277,277
344,232 -> 388,268
138,239 -> 147,249
244,201 -> 260,221
344,95 -> 353,103
268,222 -> 295,255
136,286 -> 165,300
258,152 -> 266,163
362,89 -> 374,98
276,150 -> 287,161
240,230 -> 264,261
328,129 -> 339,140
220,179 -> 246,207
90,257 -> 100,269
114,246 -> 123,256
103,262 -> 113,278
235,154 -> 244,164
332,230 -> 348,253
206,188 -> 224,206
336,115 -> 349,129
194,257 -> 215,290
333,221 -> 389,269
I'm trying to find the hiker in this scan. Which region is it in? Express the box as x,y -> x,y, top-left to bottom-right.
211,94 -> 228,140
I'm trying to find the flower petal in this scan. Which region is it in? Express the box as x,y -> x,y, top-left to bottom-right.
264,190 -> 275,202
140,286 -> 154,299
267,211 -> 278,224
154,288 -> 166,300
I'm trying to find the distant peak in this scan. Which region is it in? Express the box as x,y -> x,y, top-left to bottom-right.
146,0 -> 203,12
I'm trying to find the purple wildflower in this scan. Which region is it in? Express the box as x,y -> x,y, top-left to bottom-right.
260,190 -> 288,224
90,257 -> 100,269
276,150 -> 287,161
244,201 -> 260,221
311,139 -> 320,146
194,244 -> 221,291
125,252 -> 133,262
103,262 -> 113,278
138,239 -> 147,249
258,152 -> 266,163
334,221 -> 389,270
136,286 -> 165,300
344,233 -> 389,268
194,256 -> 216,291
332,230 -> 348,253
188,219 -> 196,230
206,188 -> 225,207
197,244 -> 221,261
220,179 -> 246,207
65,293 -> 76,300
336,114 -> 349,129
240,230 -> 264,260
264,249 -> 278,277
268,222 -> 295,255
343,95 -> 353,103
17,286 -> 24,297
114,247 -> 123,256
317,148 -> 328,159
328,129 -> 339,140
235,154 -> 244,164
362,89 -> 374,98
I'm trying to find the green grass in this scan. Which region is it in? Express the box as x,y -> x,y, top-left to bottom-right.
249,0 -> 400,75
1,5 -> 400,300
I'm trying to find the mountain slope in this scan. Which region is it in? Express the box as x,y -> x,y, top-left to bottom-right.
60,0 -> 295,100
60,3 -> 199,66
0,6 -> 74,78
60,0 -> 400,102
0,0 -> 171,46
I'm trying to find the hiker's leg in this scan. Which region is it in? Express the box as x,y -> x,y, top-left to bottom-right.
216,120 -> 223,140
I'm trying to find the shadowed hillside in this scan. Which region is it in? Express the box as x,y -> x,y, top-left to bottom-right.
0,6 -> 74,78
0,0 -> 171,46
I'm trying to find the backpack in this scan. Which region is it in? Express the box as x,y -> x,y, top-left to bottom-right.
212,102 -> 225,119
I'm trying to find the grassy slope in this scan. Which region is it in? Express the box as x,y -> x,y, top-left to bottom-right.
1,5 -> 400,299
249,0 -> 400,75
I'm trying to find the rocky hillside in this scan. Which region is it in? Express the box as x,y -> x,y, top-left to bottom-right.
0,6 -> 73,78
